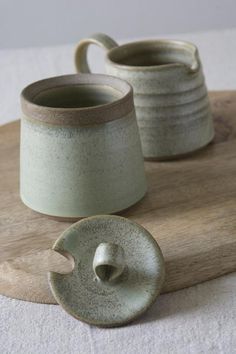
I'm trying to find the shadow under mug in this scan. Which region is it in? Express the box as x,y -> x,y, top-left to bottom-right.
20,74 -> 147,219
75,33 -> 214,160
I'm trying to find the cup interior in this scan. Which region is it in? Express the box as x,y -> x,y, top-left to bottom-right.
33,84 -> 123,109
108,41 -> 196,68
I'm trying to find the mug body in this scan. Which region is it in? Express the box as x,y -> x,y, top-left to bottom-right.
20,74 -> 146,218
105,40 -> 214,159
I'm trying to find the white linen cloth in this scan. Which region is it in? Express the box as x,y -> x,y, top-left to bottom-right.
0,29 -> 236,354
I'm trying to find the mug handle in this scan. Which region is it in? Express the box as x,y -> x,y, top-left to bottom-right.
75,33 -> 118,73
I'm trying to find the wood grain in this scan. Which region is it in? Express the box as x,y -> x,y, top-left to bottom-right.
0,91 -> 236,304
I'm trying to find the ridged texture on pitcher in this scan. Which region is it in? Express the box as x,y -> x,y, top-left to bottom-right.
75,35 -> 214,159
105,42 -> 214,159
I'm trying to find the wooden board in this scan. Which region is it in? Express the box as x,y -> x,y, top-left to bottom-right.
1,91 -> 236,304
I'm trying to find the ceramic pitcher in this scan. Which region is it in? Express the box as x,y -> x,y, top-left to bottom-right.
20,74 -> 147,219
75,33 -> 214,160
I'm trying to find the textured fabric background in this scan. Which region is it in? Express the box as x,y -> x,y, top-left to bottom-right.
0,29 -> 236,354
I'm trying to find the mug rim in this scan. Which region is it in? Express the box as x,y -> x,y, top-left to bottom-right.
106,39 -> 199,72
21,74 -> 134,126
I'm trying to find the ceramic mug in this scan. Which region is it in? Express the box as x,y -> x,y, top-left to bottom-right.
75,33 -> 214,159
20,74 -> 147,219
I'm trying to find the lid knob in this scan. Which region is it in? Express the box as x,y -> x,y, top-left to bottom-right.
93,242 -> 125,282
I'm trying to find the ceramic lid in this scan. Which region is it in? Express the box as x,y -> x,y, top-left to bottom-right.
48,215 -> 165,327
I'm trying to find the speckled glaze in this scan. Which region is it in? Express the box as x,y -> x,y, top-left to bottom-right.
20,74 -> 146,219
49,215 -> 165,327
75,33 -> 214,159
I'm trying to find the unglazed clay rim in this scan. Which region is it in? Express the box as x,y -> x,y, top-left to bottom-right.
49,215 -> 165,327
21,74 -> 134,126
107,39 -> 200,73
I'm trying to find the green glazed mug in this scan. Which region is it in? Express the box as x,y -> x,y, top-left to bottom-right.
20,74 -> 147,219
75,33 -> 214,160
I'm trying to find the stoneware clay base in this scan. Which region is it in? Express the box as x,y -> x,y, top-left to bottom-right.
0,92 -> 236,304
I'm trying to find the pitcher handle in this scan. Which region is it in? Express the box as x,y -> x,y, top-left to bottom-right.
75,33 -> 118,73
